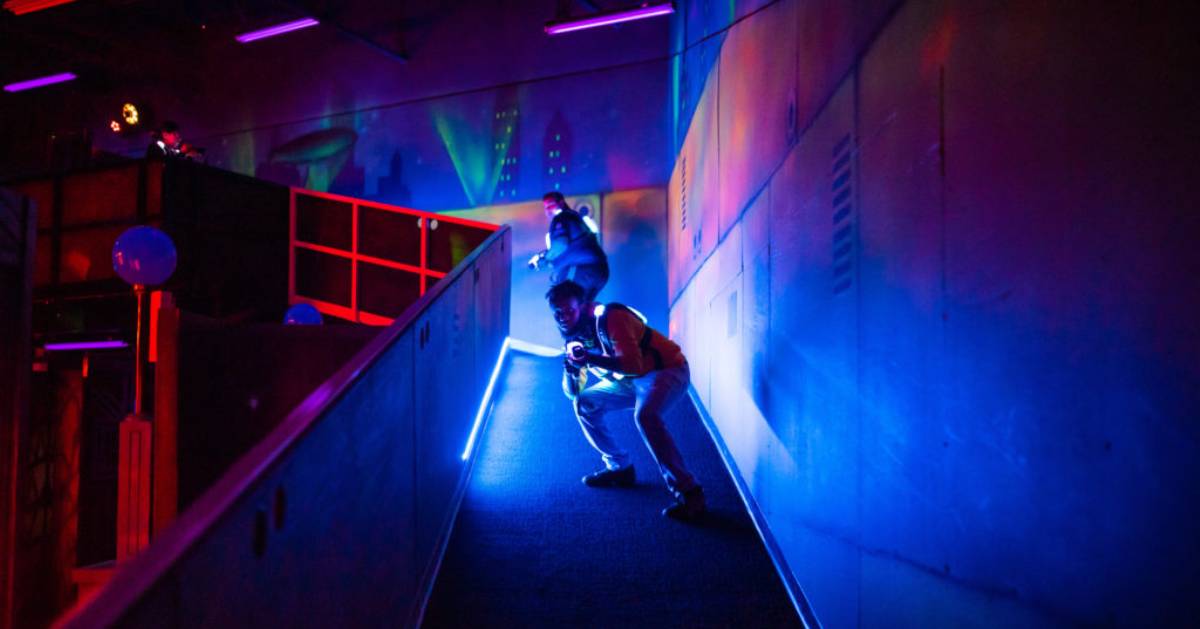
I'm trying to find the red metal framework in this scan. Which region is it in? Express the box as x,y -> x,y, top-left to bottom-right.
289,188 -> 499,325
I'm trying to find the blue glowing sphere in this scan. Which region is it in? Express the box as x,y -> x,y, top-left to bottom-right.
284,303 -> 324,325
111,226 -> 177,286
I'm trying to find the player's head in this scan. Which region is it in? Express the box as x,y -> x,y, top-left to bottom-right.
546,280 -> 588,336
542,191 -> 567,218
160,121 -> 181,146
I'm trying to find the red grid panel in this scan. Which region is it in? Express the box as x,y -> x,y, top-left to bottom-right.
288,188 -> 499,325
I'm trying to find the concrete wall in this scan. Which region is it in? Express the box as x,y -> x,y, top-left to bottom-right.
667,0 -> 1200,626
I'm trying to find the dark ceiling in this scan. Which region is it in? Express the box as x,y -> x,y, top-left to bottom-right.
0,0 -> 668,177
0,1 -> 422,90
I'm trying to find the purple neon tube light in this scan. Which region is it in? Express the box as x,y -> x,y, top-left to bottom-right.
545,2 -> 674,35
236,17 -> 319,43
4,72 -> 77,93
44,340 -> 128,351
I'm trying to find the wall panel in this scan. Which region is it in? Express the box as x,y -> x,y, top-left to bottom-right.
717,0 -> 798,237
740,188 -> 771,435
600,188 -> 669,330
688,261 -> 720,411
856,0 -> 948,581
415,277 -> 476,571
668,62 -> 720,302
669,0 -> 1200,626
767,76 -> 858,533
796,0 -> 900,136
939,2 -> 1200,624
705,223 -> 743,439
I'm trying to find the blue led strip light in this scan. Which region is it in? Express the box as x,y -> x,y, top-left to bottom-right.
461,337 -> 511,461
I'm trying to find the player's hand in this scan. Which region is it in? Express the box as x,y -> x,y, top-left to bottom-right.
564,357 -> 581,375
565,341 -> 587,365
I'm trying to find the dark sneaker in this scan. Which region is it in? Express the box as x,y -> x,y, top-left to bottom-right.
582,465 -> 636,488
663,486 -> 706,521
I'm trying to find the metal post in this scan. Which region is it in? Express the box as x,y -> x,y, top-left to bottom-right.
133,283 -> 145,416
119,283 -> 152,561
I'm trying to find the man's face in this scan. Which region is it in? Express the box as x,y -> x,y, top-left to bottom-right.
543,199 -> 559,219
162,131 -> 181,146
550,295 -> 583,336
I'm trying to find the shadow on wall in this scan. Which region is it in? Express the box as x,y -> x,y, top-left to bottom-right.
376,150 -> 413,205
602,189 -> 668,330
443,188 -> 667,349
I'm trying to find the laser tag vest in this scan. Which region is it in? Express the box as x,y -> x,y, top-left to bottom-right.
590,303 -> 665,380
546,209 -> 605,268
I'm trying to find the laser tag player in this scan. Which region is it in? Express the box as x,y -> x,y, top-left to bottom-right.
146,121 -> 204,160
528,191 -> 609,303
547,280 -> 706,521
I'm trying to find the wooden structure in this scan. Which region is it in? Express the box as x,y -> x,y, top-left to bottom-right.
0,188 -> 35,629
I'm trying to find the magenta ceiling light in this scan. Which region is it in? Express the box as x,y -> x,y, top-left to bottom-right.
44,340 -> 128,351
235,17 -> 319,43
545,2 -> 674,35
4,71 -> 76,93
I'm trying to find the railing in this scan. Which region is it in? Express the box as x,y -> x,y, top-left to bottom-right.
289,188 -> 500,325
56,226 -> 512,628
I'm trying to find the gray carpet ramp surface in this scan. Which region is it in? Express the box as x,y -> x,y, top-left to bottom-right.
422,351 -> 802,628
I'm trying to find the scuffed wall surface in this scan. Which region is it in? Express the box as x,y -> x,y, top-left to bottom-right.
668,0 -> 1200,626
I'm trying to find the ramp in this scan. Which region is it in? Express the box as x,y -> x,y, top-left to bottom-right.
423,349 -> 803,627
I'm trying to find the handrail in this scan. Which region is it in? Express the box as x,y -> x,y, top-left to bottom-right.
56,224 -> 511,628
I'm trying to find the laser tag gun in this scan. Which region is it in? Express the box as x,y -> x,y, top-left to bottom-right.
178,143 -> 206,161
562,341 -> 588,400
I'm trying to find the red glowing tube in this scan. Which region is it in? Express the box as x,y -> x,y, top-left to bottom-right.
2,0 -> 76,16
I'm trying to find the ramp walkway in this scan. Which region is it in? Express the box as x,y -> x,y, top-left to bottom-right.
423,349 -> 801,628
